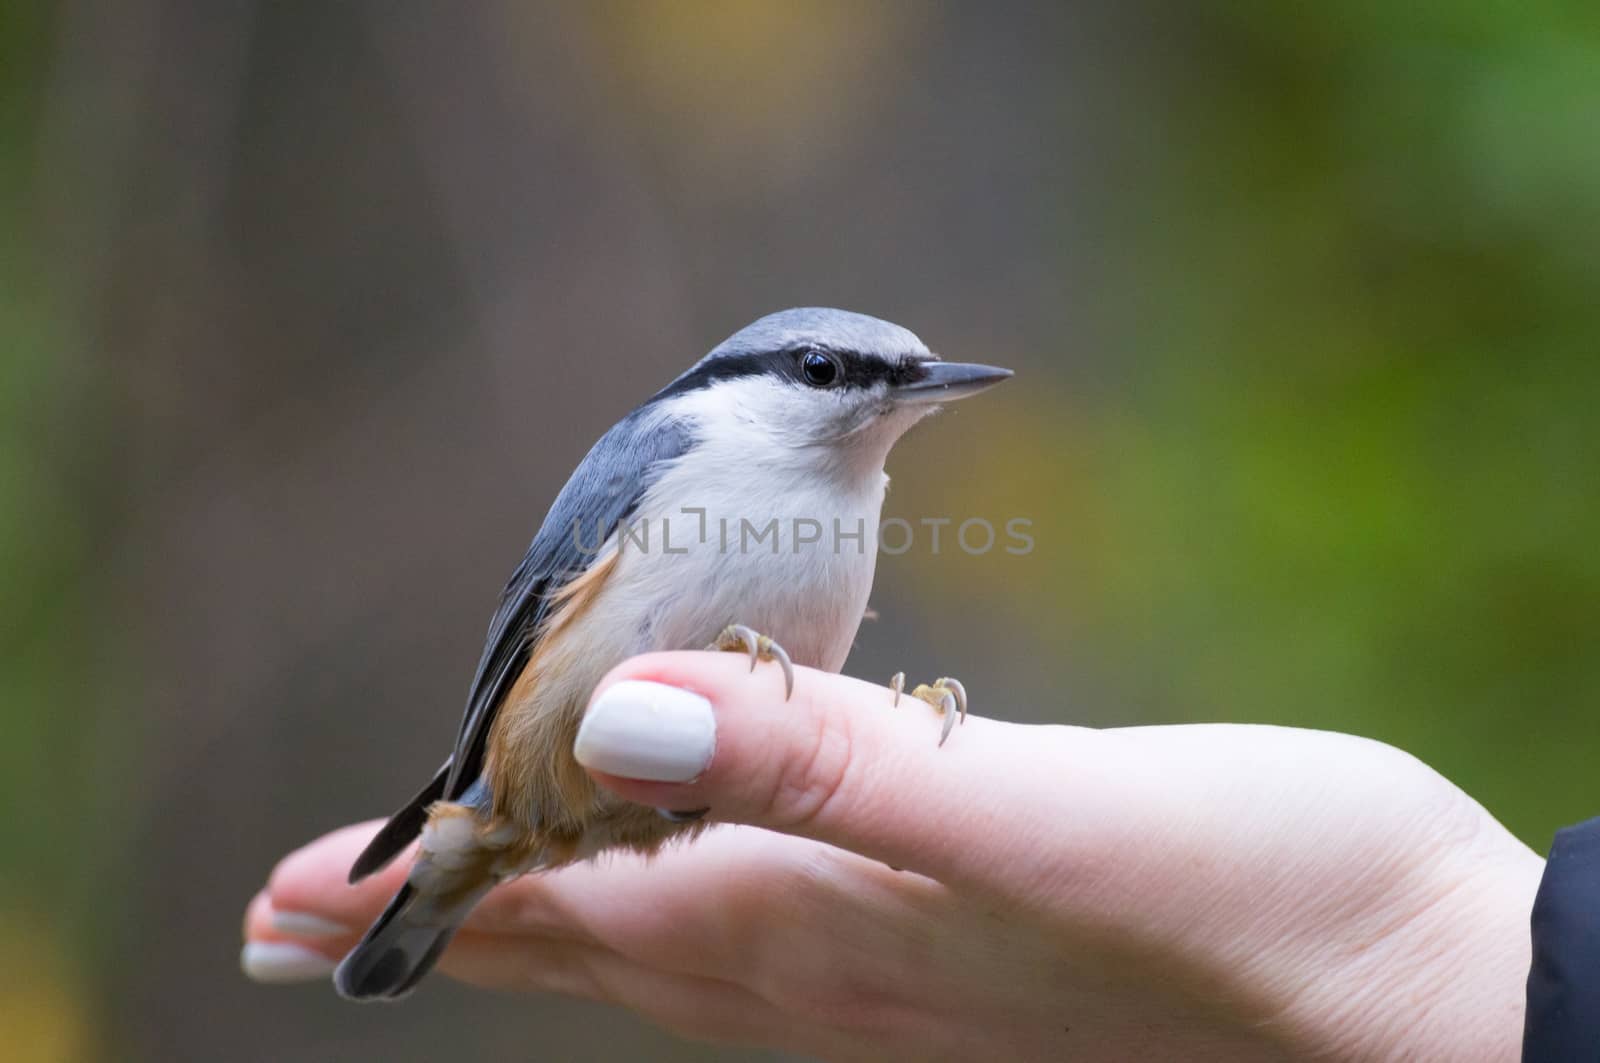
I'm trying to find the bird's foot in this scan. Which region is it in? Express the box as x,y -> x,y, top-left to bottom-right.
888,672 -> 968,746
708,624 -> 795,700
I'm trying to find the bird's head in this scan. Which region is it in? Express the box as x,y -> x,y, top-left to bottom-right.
655,308 -> 1011,472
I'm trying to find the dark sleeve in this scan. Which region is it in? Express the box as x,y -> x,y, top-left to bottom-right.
1523,815 -> 1600,1062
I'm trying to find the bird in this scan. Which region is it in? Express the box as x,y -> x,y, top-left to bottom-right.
333,307 -> 1012,1000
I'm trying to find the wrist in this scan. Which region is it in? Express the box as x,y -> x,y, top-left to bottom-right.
1282,829 -> 1542,1061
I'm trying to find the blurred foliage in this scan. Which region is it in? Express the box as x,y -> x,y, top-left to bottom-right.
585,0 -> 905,153
0,914 -> 91,1063
1110,4 -> 1600,848
920,2 -> 1600,848
2,3 -> 108,1060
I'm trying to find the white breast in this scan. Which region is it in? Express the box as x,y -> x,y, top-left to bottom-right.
564,376 -> 898,683
605,448 -> 886,671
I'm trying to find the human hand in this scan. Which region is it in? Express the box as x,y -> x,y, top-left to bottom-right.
244,653 -> 1540,1061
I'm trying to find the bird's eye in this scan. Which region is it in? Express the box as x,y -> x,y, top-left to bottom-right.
799,350 -> 840,388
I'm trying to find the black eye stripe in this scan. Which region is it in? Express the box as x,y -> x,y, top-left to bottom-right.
654,345 -> 931,400
790,346 -> 929,390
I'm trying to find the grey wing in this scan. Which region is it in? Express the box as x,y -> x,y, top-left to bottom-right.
348,407 -> 692,882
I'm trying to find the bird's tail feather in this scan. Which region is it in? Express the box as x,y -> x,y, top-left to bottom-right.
348,761 -> 451,884
336,803 -> 505,1001
333,879 -> 493,1000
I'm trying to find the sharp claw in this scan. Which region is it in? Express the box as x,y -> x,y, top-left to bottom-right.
938,691 -> 957,746
763,637 -> 795,700
715,625 -> 795,698
938,677 -> 968,725
897,674 -> 969,746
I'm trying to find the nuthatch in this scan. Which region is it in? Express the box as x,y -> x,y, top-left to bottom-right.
334,308 -> 1011,999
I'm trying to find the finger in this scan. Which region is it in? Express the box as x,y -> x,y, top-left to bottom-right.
249,817 -> 907,985
442,931 -> 803,1050
575,652 -> 1105,891
260,821 -> 406,937
240,889 -> 343,984
244,820 -> 618,986
244,889 -> 350,948
251,826 -> 812,1047
474,823 -> 943,986
255,820 -> 601,948
468,824 -> 798,966
241,822 -> 404,983
248,832 -> 803,1047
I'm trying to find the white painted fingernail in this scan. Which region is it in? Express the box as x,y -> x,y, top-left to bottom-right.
575,680 -> 715,782
270,909 -> 348,938
241,941 -> 338,984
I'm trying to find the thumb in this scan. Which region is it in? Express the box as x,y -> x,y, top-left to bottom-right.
574,650 -> 1076,888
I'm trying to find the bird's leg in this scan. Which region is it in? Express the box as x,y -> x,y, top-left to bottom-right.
708,623 -> 795,700
656,625 -> 791,824
887,674 -> 968,746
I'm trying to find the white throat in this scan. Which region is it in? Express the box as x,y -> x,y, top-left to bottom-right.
659,375 -> 931,488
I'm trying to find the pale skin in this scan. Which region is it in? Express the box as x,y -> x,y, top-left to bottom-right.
246,653 -> 1541,1061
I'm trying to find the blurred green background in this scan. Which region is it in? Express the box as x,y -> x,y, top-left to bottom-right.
2,2 -> 1595,1060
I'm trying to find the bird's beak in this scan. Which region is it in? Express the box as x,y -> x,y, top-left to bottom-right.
892,360 -> 1014,405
